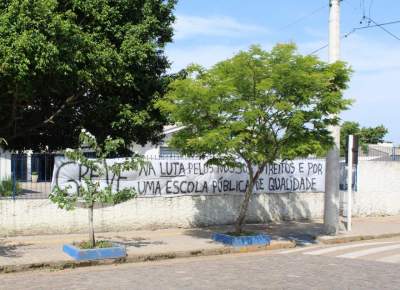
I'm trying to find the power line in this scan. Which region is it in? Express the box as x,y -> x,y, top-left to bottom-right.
358,0 -> 374,20
355,19 -> 400,30
361,0 -> 366,18
279,4 -> 328,31
364,17 -> 400,41
345,0 -> 400,40
341,0 -> 359,12
309,44 -> 329,56
309,29 -> 356,55
368,0 -> 374,19
309,19 -> 400,55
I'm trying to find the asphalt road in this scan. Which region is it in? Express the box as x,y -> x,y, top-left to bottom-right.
2,238 -> 400,290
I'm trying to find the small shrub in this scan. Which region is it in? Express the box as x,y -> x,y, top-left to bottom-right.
0,178 -> 21,197
74,240 -> 114,249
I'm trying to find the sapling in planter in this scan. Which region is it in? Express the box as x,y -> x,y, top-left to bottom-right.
50,129 -> 144,248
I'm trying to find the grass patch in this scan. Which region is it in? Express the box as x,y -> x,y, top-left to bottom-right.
73,240 -> 114,249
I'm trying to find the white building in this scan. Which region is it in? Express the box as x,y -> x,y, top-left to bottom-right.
0,148 -> 11,180
0,149 -> 50,182
131,125 -> 184,157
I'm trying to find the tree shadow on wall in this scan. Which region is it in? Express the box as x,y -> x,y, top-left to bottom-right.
184,192 -> 326,241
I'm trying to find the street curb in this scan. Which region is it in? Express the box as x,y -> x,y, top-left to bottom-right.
317,232 -> 400,244
0,240 -> 295,274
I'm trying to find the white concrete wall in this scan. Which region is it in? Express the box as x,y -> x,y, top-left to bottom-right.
0,149 -> 11,180
0,192 -> 324,236
1,160 -> 399,236
353,161 -> 400,216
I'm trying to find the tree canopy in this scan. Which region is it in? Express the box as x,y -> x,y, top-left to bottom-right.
157,44 -> 352,233
0,0 -> 176,151
340,121 -> 388,153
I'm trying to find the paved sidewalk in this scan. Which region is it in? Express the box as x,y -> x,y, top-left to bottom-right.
319,215 -> 400,243
264,215 -> 400,241
1,215 -> 399,273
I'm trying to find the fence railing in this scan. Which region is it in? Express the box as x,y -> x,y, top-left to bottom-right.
358,145 -> 400,161
0,153 -> 56,199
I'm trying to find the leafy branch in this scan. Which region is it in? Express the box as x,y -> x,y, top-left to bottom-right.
49,129 -> 145,247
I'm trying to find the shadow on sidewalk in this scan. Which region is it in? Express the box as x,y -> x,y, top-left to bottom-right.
0,241 -> 32,258
97,235 -> 165,248
183,221 -> 324,245
182,192 -> 323,245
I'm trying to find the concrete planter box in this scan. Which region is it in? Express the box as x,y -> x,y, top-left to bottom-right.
212,232 -> 271,247
63,243 -> 126,261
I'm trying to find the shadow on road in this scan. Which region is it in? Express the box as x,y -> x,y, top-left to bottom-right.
0,240 -> 32,258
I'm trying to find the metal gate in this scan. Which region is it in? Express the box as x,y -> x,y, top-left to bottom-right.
0,153 -> 56,199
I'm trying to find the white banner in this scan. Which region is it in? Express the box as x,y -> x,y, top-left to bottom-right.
51,157 -> 325,196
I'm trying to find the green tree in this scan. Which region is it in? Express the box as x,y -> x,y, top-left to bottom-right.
360,125 -> 388,144
0,0 -> 176,151
340,121 -> 360,154
50,129 -> 144,247
157,44 -> 351,234
340,121 -> 388,154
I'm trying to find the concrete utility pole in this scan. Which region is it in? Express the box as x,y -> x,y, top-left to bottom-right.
324,0 -> 341,235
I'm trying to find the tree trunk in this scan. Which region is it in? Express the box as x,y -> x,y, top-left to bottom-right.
234,178 -> 255,234
234,160 -> 268,235
88,205 -> 95,248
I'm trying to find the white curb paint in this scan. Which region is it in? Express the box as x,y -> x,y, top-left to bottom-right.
337,243 -> 400,259
278,246 -> 324,255
304,242 -> 395,256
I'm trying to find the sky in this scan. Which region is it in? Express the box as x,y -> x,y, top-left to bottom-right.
165,0 -> 400,144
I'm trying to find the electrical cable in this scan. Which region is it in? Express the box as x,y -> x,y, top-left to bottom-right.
341,0 -> 360,12
279,4 -> 328,31
361,0 -> 366,18
309,29 -> 356,55
355,20 -> 400,30
368,0 -> 374,20
309,19 -> 400,55
365,17 -> 400,41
